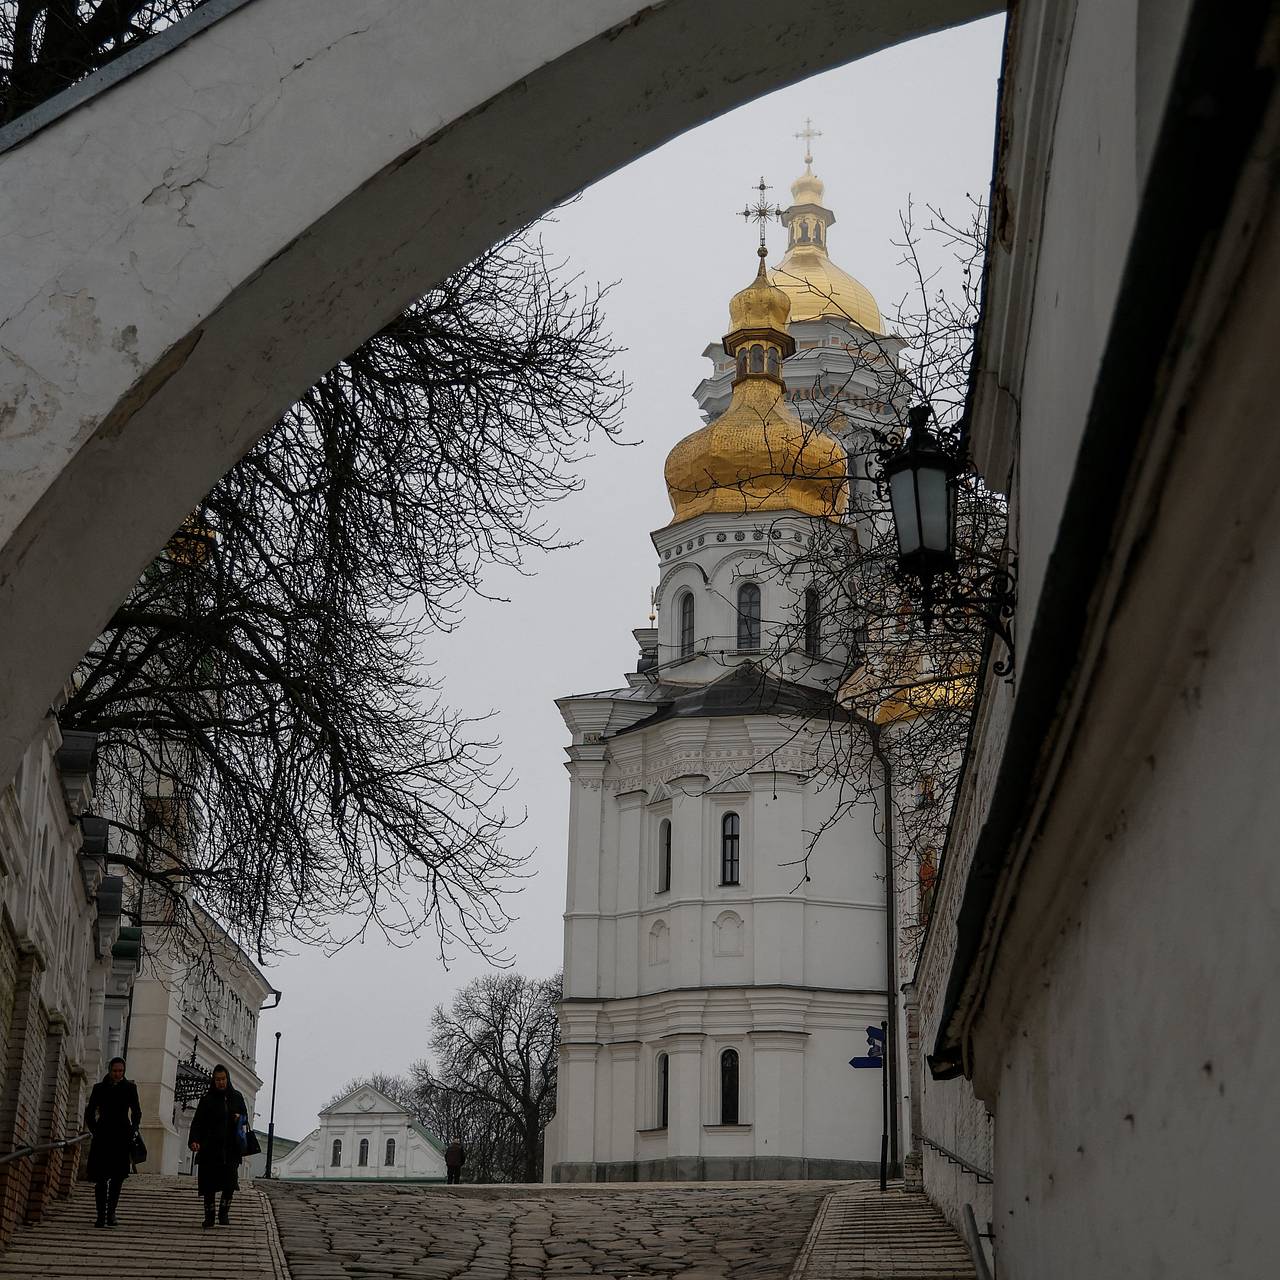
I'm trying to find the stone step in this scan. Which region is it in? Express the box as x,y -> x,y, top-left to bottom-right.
789,1184 -> 978,1279
0,1176 -> 286,1279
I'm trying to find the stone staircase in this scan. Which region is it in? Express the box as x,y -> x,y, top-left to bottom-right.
790,1183 -> 979,1279
0,1175 -> 287,1279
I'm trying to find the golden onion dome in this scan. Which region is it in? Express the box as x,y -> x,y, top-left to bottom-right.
790,163 -> 825,206
771,159 -> 882,332
664,252 -> 847,526
664,382 -> 846,524
770,251 -> 882,330
728,251 -> 792,333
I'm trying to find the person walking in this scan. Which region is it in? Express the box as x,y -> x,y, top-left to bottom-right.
187,1064 -> 247,1228
83,1057 -> 142,1228
444,1135 -> 466,1185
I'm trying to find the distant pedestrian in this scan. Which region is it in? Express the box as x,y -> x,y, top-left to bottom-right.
444,1135 -> 466,1185
187,1064 -> 248,1228
83,1057 -> 143,1228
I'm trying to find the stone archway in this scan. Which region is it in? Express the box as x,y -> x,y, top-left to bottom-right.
0,0 -> 996,777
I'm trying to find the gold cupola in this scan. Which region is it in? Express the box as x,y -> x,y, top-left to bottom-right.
770,140 -> 882,332
664,246 -> 847,526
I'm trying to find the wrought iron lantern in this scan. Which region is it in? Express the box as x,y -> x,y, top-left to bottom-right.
881,402 -> 1018,678
885,405 -> 959,579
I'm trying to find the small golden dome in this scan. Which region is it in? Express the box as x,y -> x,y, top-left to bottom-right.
772,158 -> 881,332
790,163 -> 825,206
664,380 -> 847,524
728,251 -> 792,334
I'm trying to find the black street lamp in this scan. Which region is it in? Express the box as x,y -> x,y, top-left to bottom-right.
263,1031 -> 281,1178
881,402 -> 1017,677
885,404 -> 959,581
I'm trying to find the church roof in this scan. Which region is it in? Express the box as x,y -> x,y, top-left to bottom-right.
613,663 -> 848,737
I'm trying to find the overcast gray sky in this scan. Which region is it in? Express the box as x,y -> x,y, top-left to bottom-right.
254,15 -> 1005,1141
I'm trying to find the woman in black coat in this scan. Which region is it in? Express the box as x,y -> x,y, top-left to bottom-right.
83,1057 -> 142,1228
187,1063 -> 247,1228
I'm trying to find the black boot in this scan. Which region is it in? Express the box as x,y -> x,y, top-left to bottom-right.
93,1181 -> 107,1228
106,1177 -> 122,1227
218,1191 -> 232,1225
203,1194 -> 216,1228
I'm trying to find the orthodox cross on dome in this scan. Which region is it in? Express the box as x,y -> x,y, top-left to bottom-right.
795,117 -> 822,165
739,176 -> 783,260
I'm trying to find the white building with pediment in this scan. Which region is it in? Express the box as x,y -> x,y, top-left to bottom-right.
548,154 -> 908,1182
273,1083 -> 448,1181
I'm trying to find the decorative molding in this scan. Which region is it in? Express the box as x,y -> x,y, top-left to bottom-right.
612,745 -> 817,798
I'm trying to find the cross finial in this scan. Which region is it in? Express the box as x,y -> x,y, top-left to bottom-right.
739,176 -> 783,260
795,116 -> 822,166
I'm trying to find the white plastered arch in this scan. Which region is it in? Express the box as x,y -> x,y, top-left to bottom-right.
0,0 -> 995,778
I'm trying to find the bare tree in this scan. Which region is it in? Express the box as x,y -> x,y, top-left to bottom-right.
6,4 -> 629,965
63,233 -> 624,963
410,971 -> 560,1183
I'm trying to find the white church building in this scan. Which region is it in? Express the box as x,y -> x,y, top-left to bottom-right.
273,1083 -> 448,1181
548,153 -> 909,1182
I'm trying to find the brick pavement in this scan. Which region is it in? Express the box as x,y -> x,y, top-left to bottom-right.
0,1174 -> 287,1279
261,1180 -> 835,1279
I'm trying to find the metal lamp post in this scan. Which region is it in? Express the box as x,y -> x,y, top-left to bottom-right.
263,1031 -> 281,1178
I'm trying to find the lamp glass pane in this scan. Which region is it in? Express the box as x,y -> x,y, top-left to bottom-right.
917,465 -> 951,552
889,470 -> 921,555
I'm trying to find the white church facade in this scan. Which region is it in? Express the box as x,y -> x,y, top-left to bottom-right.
273,1083 -> 448,1181
549,152 -> 910,1182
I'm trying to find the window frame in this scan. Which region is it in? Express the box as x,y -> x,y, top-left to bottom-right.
330,1138 -> 342,1167
679,591 -> 696,659
720,811 -> 741,886
736,582 -> 762,652
358,1137 -> 369,1167
720,1048 -> 740,1125
657,818 -> 672,894
803,586 -> 821,658
384,1137 -> 396,1167
657,1052 -> 670,1129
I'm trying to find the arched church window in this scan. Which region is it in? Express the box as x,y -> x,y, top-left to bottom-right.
679,592 -> 695,659
657,1053 -> 670,1128
736,583 -> 761,651
720,1049 -> 740,1125
767,348 -> 780,378
658,819 -> 672,894
331,1138 -> 342,1167
804,587 -> 821,658
736,349 -> 747,377
749,344 -> 765,374
385,1137 -> 396,1166
358,1138 -> 369,1167
720,812 -> 741,886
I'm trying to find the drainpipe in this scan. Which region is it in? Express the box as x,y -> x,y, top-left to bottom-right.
860,717 -> 900,1172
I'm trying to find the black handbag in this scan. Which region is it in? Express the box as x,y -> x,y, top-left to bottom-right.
131,1130 -> 148,1164
244,1128 -> 262,1157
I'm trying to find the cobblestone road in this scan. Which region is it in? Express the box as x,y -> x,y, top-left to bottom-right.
262,1181 -> 836,1279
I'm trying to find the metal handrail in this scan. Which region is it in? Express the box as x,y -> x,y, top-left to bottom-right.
920,1134 -> 992,1183
0,1131 -> 91,1168
962,1203 -> 994,1280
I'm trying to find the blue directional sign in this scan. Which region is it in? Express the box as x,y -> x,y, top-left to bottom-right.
849,1023 -> 885,1069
